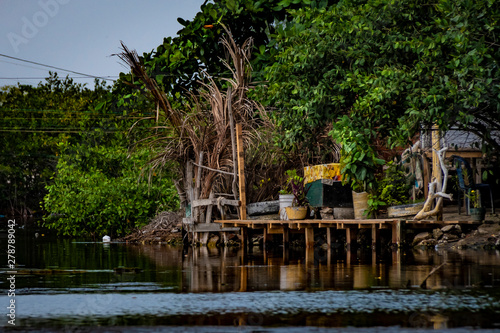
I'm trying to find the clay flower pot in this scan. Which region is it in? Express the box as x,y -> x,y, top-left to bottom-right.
285,206 -> 308,220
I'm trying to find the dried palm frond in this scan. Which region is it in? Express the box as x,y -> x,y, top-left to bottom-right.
119,27 -> 270,221
115,42 -> 183,132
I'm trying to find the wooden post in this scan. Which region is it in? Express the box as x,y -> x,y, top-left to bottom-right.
200,232 -> 209,246
392,249 -> 401,281
186,161 -> 194,242
194,152 -> 204,223
346,228 -> 357,251
283,245 -> 289,265
236,124 -> 246,220
283,226 -> 289,247
371,225 -> 380,250
305,246 -> 314,266
263,227 -> 268,249
205,191 -> 215,223
228,87 -> 239,201
305,228 -> 315,248
431,124 -> 442,186
241,226 -> 248,253
326,227 -> 332,248
423,155 -> 430,198
195,152 -> 204,199
431,124 -> 443,220
346,248 -> 355,266
473,158 -> 482,184
391,220 -> 402,247
327,248 -> 332,267
186,161 -> 194,214
239,266 -> 248,292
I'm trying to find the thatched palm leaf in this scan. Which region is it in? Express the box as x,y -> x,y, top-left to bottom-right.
119,28 -> 269,222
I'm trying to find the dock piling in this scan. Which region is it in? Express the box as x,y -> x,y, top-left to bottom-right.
346,227 -> 357,251
305,228 -> 315,248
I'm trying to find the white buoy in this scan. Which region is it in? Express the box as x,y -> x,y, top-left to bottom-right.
102,235 -> 111,243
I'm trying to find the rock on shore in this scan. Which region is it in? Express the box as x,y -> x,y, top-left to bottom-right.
413,223 -> 500,250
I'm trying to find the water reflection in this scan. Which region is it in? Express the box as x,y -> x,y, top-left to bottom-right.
2,233 -> 500,294
160,246 -> 500,293
2,232 -> 500,330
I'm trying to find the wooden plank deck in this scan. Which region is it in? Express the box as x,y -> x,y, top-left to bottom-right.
217,218 -> 481,228
214,217 -> 483,249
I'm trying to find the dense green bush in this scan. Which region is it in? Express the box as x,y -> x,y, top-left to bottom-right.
376,162 -> 413,207
42,144 -> 179,238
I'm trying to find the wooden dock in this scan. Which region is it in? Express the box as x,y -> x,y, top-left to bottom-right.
215,218 -> 482,249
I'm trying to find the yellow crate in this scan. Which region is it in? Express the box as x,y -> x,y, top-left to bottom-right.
304,163 -> 342,184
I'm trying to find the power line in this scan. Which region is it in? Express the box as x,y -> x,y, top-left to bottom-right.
0,108 -> 155,115
0,59 -> 51,72
0,53 -> 116,82
0,129 -> 121,133
0,76 -> 119,80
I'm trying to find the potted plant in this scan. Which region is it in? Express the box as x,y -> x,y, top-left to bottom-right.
336,141 -> 384,219
330,115 -> 386,219
283,169 -> 310,220
467,189 -> 486,222
375,161 -> 424,218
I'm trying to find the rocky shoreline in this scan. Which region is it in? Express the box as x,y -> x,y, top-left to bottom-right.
412,222 -> 500,250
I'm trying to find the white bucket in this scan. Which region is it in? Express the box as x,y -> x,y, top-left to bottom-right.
279,194 -> 294,220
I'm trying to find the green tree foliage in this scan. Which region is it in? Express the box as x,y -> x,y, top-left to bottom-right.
264,0 -> 500,160
0,73 -> 111,215
42,144 -> 179,238
0,72 -> 165,231
119,0 -> 335,101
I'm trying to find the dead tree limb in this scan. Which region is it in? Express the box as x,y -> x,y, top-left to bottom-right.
414,147 -> 452,220
420,261 -> 447,288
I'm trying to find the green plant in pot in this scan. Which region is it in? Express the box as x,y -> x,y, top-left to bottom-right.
330,124 -> 385,219
378,162 -> 412,205
371,161 -> 423,218
279,170 -> 295,196
284,169 -> 310,220
467,189 -> 486,221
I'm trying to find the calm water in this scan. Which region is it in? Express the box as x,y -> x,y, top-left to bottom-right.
1,221 -> 500,332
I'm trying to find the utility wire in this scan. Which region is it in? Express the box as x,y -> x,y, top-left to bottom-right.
0,129 -> 121,133
0,54 -> 262,80
1,116 -> 122,120
0,59 -> 52,72
0,108 -> 155,115
0,53 -> 116,82
0,76 -> 119,80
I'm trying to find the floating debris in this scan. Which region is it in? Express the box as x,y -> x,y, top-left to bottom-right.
113,267 -> 143,275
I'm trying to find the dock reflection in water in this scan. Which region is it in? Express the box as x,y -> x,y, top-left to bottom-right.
172,246 -> 500,292
2,234 -> 500,330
